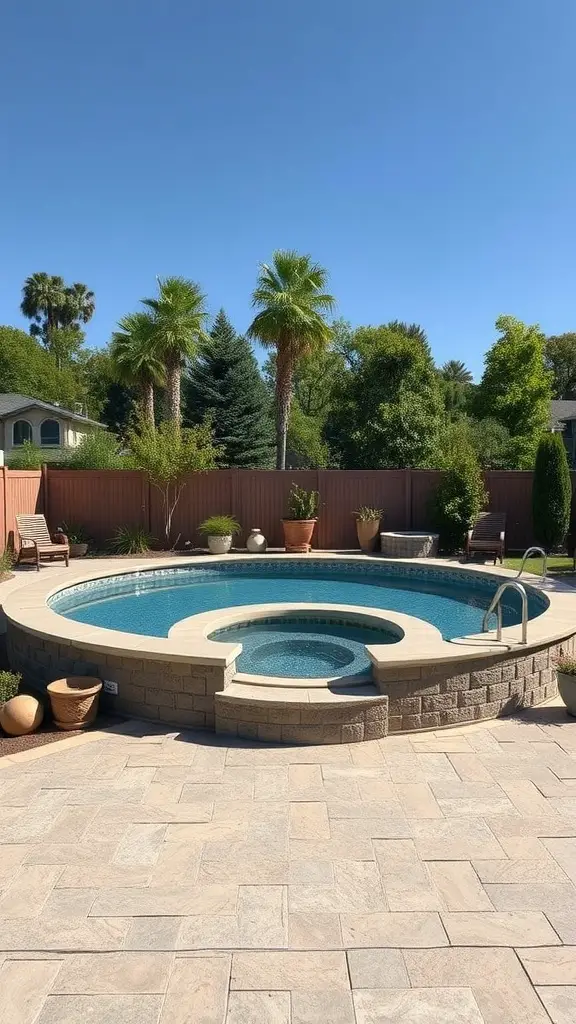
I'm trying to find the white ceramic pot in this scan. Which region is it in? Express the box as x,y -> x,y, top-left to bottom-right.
207,535 -> 232,555
246,528 -> 267,553
557,671 -> 576,717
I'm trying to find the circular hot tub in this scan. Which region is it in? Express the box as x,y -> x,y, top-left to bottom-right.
209,616 -> 401,678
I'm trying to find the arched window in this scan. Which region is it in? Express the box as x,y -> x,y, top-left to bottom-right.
12,420 -> 32,446
40,419 -> 61,446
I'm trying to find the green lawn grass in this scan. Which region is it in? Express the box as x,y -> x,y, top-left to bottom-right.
504,555 -> 574,576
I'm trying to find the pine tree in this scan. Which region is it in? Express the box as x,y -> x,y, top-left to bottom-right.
184,310 -> 274,468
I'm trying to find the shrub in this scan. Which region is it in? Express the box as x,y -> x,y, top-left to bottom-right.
65,431 -> 126,470
532,433 -> 571,552
108,524 -> 154,555
0,548 -> 14,579
198,515 -> 240,537
431,440 -> 487,553
285,484 -> 319,520
7,441 -> 43,469
60,523 -> 90,545
0,671 -> 21,703
353,506 -> 383,521
555,653 -> 576,676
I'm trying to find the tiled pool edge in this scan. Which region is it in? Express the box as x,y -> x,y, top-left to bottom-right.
4,554 -> 576,742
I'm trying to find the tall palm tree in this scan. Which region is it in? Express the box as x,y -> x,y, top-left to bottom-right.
142,277 -> 209,424
440,359 -> 474,384
20,272 -> 66,339
248,250 -> 334,469
110,312 -> 165,427
62,282 -> 96,327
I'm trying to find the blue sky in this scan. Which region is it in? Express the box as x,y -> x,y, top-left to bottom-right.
1,0 -> 574,379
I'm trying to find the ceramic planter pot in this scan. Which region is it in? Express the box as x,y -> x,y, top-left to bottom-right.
282,519 -> 317,553
207,535 -> 232,555
356,519 -> 381,553
557,671 -> 576,717
69,543 -> 88,558
47,676 -> 102,731
246,528 -> 267,553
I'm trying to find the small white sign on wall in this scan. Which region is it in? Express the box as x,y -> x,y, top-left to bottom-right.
103,680 -> 119,695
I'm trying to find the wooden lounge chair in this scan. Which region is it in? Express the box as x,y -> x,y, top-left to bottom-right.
15,515 -> 69,571
465,512 -> 506,565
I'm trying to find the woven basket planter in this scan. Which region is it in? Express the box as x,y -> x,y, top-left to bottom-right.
47,676 -> 102,731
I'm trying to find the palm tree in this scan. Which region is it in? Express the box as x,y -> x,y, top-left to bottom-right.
110,312 -> 165,427
248,250 -> 334,469
20,272 -> 66,339
62,282 -> 96,327
142,277 -> 209,424
440,359 -> 473,384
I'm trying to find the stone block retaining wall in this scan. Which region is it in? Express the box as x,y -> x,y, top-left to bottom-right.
214,693 -> 389,745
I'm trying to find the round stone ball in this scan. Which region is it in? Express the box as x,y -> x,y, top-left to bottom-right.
0,694 -> 44,736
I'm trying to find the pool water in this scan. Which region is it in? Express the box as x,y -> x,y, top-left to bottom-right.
210,619 -> 399,678
50,560 -> 547,641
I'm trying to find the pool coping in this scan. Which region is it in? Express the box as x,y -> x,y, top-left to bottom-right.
3,552 -> 576,674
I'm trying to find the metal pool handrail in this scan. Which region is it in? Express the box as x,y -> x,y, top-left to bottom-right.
482,580 -> 528,645
516,546 -> 547,580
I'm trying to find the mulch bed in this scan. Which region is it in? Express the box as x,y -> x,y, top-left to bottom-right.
0,713 -> 122,758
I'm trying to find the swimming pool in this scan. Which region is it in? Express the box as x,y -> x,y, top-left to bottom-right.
50,558 -> 548,641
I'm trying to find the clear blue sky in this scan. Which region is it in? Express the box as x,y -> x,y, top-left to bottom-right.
1,0 -> 574,378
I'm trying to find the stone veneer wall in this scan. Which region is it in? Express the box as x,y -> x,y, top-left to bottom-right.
374,637 -> 573,733
6,623 -> 234,732
214,693 -> 389,745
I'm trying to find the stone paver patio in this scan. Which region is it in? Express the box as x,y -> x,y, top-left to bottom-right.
1,703 -> 576,1022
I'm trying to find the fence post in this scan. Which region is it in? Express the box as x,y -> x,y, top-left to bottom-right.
41,463 -> 49,519
1,465 -> 7,551
404,469 -> 412,529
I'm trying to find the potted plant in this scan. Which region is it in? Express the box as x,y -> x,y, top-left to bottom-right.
199,514 -> 241,555
282,483 -> 319,553
61,523 -> 90,558
353,506 -> 383,553
555,653 -> 576,716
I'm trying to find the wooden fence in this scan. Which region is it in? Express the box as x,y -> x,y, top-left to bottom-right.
0,466 -> 560,554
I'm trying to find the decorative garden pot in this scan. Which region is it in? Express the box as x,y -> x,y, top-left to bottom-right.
557,671 -> 576,717
282,519 -> 317,553
47,676 -> 102,731
69,543 -> 88,558
207,535 -> 232,555
246,528 -> 267,554
356,519 -> 381,553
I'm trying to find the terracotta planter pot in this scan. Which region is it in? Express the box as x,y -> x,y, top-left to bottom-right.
557,671 -> 576,717
282,519 -> 317,553
356,519 -> 381,553
69,543 -> 88,558
47,676 -> 102,731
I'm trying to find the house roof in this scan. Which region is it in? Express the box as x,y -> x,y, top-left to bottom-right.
0,394 -> 103,428
550,400 -> 576,430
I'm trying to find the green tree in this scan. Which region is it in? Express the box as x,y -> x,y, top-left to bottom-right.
64,431 -> 126,470
431,433 -> 487,553
436,417 -> 512,471
440,359 -> 473,383
474,315 -> 552,468
110,312 -> 165,427
184,310 -> 273,468
326,326 -> 443,468
532,433 -> 571,551
20,273 -> 94,368
128,420 -> 219,544
248,250 -> 334,469
7,441 -> 44,470
0,326 -> 81,407
142,277 -> 209,425
545,333 -> 576,398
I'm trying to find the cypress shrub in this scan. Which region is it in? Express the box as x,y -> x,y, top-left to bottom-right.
431,440 -> 487,553
532,433 -> 571,551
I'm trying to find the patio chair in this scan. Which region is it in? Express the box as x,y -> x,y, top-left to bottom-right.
465,512 -> 506,565
15,515 -> 69,571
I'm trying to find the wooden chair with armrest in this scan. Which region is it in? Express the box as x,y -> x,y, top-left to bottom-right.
15,515 -> 69,571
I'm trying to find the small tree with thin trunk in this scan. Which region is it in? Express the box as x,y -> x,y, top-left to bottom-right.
532,433 -> 571,551
110,312 -> 165,428
128,421 -> 219,546
247,250 -> 334,469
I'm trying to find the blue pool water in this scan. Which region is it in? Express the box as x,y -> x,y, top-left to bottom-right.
50,559 -> 548,641
210,619 -> 399,677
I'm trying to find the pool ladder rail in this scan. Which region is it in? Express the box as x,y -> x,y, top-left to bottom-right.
515,546 -> 547,581
482,580 -> 528,645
